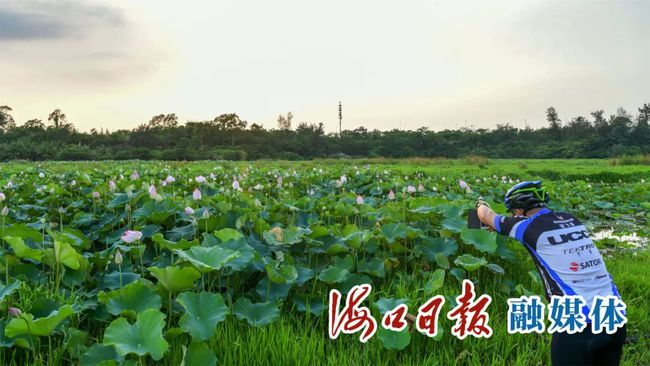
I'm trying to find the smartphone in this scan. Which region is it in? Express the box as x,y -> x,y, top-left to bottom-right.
467,209 -> 488,229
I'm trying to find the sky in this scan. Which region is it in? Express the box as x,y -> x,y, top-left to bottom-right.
1,0 -> 649,133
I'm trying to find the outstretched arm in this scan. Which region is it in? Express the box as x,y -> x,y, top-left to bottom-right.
476,198 -> 497,231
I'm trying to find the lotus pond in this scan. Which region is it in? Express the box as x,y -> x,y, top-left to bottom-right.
0,159 -> 647,365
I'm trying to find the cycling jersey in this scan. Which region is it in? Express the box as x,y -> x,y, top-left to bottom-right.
493,207 -> 622,319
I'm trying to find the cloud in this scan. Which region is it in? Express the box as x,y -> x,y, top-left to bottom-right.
0,0 -> 125,41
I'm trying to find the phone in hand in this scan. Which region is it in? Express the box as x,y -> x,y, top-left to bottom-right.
467,209 -> 488,229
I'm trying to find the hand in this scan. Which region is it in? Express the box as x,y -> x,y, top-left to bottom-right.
476,196 -> 490,209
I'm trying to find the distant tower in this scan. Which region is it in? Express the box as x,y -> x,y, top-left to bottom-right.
338,101 -> 342,137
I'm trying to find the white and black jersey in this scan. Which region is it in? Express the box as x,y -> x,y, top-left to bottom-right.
494,208 -> 622,319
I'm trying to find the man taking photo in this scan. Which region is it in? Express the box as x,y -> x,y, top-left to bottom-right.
476,180 -> 627,366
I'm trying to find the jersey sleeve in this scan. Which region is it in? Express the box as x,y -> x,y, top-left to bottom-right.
493,214 -> 528,237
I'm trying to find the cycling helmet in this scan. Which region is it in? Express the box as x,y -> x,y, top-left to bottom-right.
504,180 -> 550,211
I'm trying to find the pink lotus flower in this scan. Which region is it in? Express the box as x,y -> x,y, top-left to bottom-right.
121,230 -> 142,243
340,175 -> 347,184
7,307 -> 22,318
130,171 -> 139,180
388,190 -> 396,200
232,179 -> 240,190
458,180 -> 469,190
161,180 -> 167,187
407,185 -> 416,194
92,191 -> 100,199
356,195 -> 364,205
109,180 -> 116,190
165,175 -> 176,183
195,175 -> 206,183
193,188 -> 202,200
184,207 -> 194,215
0,192 -> 5,201
148,185 -> 157,199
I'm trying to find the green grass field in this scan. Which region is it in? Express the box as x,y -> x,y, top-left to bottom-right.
0,159 -> 647,365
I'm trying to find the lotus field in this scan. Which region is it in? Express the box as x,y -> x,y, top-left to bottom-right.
0,159 -> 648,365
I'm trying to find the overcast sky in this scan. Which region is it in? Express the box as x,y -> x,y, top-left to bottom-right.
1,0 -> 648,132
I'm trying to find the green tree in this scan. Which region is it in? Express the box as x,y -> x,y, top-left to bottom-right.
0,105 -> 16,132
277,112 -> 293,130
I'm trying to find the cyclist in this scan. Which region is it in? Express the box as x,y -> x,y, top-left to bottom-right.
476,180 -> 626,366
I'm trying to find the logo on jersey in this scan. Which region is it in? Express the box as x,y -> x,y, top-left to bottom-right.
545,229 -> 590,245
569,262 -> 579,272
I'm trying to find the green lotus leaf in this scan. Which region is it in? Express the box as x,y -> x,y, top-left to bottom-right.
5,305 -> 73,337
177,291 -> 229,341
79,343 -> 124,366
0,280 -> 22,303
441,217 -> 465,233
255,278 -> 292,302
213,228 -> 243,243
103,308 -> 169,361
453,254 -> 487,272
4,236 -> 42,261
381,223 -> 408,243
435,252 -> 450,269
317,266 -> 350,284
151,233 -> 197,252
265,262 -> 298,284
357,257 -> 385,278
425,269 -> 446,294
487,263 -> 505,275
460,228 -> 497,253
174,246 -> 240,272
1,225 -> 42,242
233,298 -> 280,327
415,237 -> 458,260
182,341 -> 217,366
150,266 -> 200,293
263,226 -> 311,246
292,295 -> 325,316
98,279 -> 162,316
377,326 -> 411,350
374,297 -> 408,315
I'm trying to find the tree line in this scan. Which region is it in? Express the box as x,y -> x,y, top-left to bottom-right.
0,104 -> 648,161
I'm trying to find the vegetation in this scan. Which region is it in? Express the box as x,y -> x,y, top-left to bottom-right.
0,160 -> 647,365
0,104 -> 649,161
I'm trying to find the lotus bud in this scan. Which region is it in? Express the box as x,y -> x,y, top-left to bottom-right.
148,185 -> 157,199
130,171 -> 139,180
340,175 -> 347,184
407,185 -> 416,194
39,172 -> 45,178
184,207 -> 194,215
356,195 -> 364,205
232,179 -> 240,191
458,179 -> 468,190
0,192 -> 5,201
195,175 -> 206,183
388,190 -> 396,200
7,307 -> 22,318
165,175 -> 176,183
58,207 -> 65,214
202,209 -> 210,219
193,188 -> 202,200
161,180 -> 167,187
92,191 -> 100,199
109,180 -> 116,190
115,250 -> 123,265
70,180 -> 76,186
1,206 -> 8,216
254,198 -> 262,207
